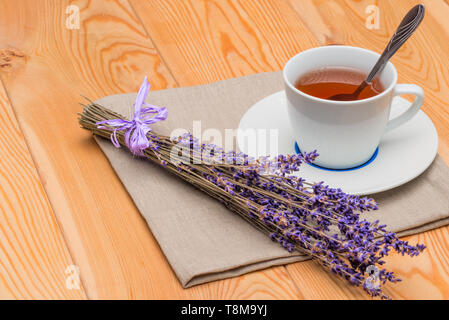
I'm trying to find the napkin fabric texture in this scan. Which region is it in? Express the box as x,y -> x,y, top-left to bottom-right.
94,71 -> 449,288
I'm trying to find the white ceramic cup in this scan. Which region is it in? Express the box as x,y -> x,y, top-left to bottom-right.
283,45 -> 424,169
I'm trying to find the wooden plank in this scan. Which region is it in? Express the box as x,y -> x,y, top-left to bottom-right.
130,0 -> 319,85
0,77 -> 86,299
133,0 -> 449,299
285,0 -> 449,299
0,0 -> 301,299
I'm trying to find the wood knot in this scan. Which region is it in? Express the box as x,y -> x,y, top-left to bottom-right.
0,48 -> 26,69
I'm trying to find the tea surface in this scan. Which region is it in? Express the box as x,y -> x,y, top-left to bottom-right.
295,67 -> 384,101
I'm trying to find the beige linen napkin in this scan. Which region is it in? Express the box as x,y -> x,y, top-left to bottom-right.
94,72 -> 449,288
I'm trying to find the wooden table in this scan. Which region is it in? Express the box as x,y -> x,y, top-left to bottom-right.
0,0 -> 448,300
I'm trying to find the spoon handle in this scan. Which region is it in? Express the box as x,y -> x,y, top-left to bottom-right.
366,4 -> 425,83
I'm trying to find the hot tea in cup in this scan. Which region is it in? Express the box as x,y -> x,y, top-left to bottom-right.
283,46 -> 424,169
294,67 -> 385,101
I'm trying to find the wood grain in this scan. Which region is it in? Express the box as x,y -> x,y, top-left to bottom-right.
0,0 -> 302,299
130,0 -> 318,85
132,0 -> 449,299
0,78 -> 86,299
285,0 -> 449,299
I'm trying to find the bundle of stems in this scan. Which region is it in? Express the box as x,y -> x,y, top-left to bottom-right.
79,99 -> 425,299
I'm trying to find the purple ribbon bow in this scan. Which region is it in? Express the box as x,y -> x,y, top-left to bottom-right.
96,76 -> 168,156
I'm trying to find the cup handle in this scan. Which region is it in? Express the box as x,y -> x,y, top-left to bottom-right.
386,84 -> 424,132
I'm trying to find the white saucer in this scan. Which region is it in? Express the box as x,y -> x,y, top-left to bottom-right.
237,91 -> 438,195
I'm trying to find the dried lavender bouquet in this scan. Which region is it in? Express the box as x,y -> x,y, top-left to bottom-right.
78,78 -> 425,299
